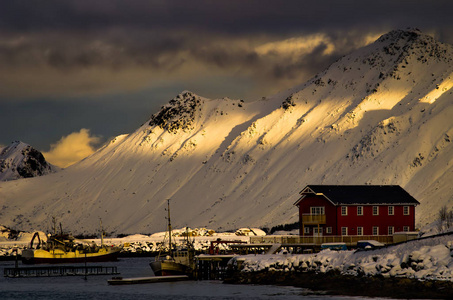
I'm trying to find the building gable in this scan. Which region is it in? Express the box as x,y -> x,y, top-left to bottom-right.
294,187 -> 336,207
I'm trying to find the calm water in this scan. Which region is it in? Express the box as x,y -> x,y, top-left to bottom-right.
1,257 -> 387,299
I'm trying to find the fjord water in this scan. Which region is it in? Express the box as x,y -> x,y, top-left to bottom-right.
1,257 -> 387,299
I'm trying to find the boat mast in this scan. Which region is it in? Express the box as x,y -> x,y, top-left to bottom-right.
167,199 -> 172,255
52,217 -> 57,235
100,218 -> 104,246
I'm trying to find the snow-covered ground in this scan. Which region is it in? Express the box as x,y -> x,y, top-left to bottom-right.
0,226 -> 262,257
234,233 -> 453,282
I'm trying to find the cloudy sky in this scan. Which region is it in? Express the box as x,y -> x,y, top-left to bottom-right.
1,0 -> 452,167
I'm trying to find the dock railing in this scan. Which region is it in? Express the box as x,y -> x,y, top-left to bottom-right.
4,265 -> 119,277
250,235 -> 393,246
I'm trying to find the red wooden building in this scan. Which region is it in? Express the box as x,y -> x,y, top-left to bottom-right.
294,185 -> 420,237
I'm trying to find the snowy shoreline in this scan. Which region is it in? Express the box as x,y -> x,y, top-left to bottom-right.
223,233 -> 453,298
230,233 -> 453,281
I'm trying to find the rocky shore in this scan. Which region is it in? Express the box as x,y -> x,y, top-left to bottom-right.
225,270 -> 453,299
224,234 -> 453,298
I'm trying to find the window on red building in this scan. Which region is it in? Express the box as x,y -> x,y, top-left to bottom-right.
341,227 -> 348,236
388,206 -> 394,215
357,227 -> 363,235
403,206 -> 410,215
372,226 -> 379,235
388,226 -> 394,235
311,206 -> 325,215
341,206 -> 348,216
373,206 -> 379,216
357,206 -> 363,216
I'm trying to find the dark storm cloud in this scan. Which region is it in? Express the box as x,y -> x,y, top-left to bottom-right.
0,30 -> 184,68
0,29 -> 372,99
271,44 -> 331,80
2,1 -> 452,34
1,0 -> 452,81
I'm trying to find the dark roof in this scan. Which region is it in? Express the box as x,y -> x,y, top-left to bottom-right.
296,185 -> 420,206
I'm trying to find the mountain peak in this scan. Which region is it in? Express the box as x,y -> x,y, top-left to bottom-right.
299,28 -> 453,105
0,141 -> 56,181
148,91 -> 204,133
376,28 -> 422,43
375,28 -> 451,63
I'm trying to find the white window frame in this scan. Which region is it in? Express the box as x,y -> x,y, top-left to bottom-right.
326,227 -> 332,234
388,226 -> 394,235
357,206 -> 363,216
388,206 -> 394,216
304,227 -> 310,234
341,227 -> 348,236
373,206 -> 379,216
311,206 -> 325,215
372,226 -> 379,236
357,227 -> 363,236
341,206 -> 348,216
403,226 -> 410,232
403,206 -> 410,215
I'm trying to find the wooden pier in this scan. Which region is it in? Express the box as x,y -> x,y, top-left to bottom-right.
195,254 -> 236,280
4,265 -> 119,277
108,275 -> 189,285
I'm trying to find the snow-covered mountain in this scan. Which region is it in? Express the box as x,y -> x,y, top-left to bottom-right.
0,141 -> 56,181
0,29 -> 452,235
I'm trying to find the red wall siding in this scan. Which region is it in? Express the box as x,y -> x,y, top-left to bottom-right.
336,205 -> 416,235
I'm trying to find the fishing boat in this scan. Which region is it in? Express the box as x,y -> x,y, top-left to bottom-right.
149,200 -> 195,277
21,220 -> 122,264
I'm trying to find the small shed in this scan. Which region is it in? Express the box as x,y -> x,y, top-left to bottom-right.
392,231 -> 419,243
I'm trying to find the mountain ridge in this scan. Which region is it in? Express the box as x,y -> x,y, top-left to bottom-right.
0,29 -> 452,235
0,141 -> 57,181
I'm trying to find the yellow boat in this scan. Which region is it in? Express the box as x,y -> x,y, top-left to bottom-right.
22,224 -> 122,264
